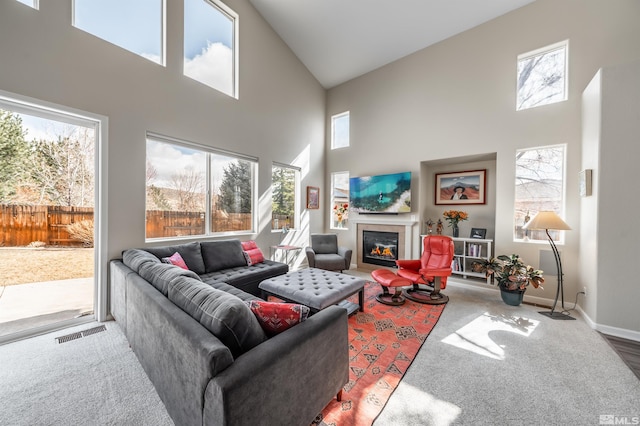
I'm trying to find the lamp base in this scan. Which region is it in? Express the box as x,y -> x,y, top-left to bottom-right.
538,311 -> 576,320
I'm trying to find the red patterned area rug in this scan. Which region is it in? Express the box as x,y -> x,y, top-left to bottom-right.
312,281 -> 445,426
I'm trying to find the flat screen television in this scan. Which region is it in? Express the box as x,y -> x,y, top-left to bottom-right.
349,171 -> 411,214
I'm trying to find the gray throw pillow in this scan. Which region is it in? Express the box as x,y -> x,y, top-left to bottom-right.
201,239 -> 247,273
144,242 -> 206,275
168,276 -> 267,358
138,261 -> 201,296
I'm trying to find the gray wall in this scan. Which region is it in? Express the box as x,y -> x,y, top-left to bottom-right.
0,1 -> 326,318
581,61 -> 640,335
326,0 -> 640,334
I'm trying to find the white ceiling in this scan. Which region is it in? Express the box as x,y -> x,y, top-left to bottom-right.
249,0 -> 536,89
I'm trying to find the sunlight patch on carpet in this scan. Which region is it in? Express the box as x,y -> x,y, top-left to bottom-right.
441,312 -> 539,360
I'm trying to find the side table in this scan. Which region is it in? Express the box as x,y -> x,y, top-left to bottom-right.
270,244 -> 302,266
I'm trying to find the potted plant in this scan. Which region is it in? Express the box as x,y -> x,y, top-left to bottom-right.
473,254 -> 544,306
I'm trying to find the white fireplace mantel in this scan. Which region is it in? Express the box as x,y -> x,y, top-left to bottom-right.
351,215 -> 419,268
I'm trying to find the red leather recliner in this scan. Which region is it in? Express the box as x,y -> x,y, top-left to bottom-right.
396,235 -> 454,305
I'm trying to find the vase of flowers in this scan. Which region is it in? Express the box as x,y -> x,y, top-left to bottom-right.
442,210 -> 468,238
333,203 -> 349,228
473,254 -> 544,306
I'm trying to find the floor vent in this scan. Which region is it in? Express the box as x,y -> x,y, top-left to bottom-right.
55,325 -> 107,344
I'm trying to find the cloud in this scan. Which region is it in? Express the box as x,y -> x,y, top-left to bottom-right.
147,141 -> 206,188
184,42 -> 233,96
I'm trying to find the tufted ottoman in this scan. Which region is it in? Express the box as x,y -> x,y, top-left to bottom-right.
259,268 -> 365,315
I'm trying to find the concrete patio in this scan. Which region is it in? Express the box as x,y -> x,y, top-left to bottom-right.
0,278 -> 93,337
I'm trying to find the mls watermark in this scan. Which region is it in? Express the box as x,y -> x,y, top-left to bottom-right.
600,415 -> 640,425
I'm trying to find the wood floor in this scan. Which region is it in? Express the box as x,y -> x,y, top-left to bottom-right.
601,333 -> 640,379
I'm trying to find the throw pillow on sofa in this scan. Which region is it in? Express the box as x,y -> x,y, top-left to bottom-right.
245,300 -> 310,336
144,242 -> 206,274
201,239 -> 248,273
241,241 -> 265,266
161,252 -> 189,269
168,276 -> 267,358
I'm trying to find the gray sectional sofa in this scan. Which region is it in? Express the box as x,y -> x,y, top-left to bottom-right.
109,239 -> 349,426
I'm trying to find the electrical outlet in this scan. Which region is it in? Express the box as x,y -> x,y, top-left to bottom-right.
583,286 -> 587,297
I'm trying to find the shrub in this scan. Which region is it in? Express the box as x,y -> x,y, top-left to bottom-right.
67,220 -> 94,247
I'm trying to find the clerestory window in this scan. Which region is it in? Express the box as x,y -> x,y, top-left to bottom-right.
517,41 -> 568,111
73,0 -> 165,65
184,0 -> 238,98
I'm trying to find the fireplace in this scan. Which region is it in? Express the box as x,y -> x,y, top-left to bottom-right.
362,230 -> 399,268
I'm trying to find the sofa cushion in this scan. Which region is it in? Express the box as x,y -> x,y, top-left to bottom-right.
245,300 -> 310,336
144,242 -> 206,274
162,252 -> 189,270
168,276 -> 267,358
138,261 -> 202,296
200,260 -> 289,296
122,249 -> 161,272
201,240 -> 247,273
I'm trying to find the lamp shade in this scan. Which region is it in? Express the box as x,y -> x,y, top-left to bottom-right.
522,211 -> 571,231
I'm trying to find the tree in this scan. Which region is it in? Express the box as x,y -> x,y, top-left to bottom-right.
272,166 -> 295,216
29,132 -> 94,207
0,109 -> 29,201
145,161 -> 171,210
218,160 -> 252,213
170,168 -> 204,212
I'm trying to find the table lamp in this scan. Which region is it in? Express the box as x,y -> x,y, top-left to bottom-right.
522,211 -> 575,320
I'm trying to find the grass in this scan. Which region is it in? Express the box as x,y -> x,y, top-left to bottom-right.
0,248 -> 94,286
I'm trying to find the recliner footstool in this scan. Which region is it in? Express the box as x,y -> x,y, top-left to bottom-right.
371,269 -> 412,306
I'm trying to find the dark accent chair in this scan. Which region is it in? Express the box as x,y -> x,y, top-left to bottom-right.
305,233 -> 352,272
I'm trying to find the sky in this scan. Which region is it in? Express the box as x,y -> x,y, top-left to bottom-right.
72,0 -> 233,95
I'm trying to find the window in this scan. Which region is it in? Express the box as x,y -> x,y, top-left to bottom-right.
184,0 -> 238,98
514,145 -> 566,242
16,0 -> 38,8
517,41 -> 568,111
146,134 -> 256,240
271,164 -> 299,232
331,172 -> 350,229
73,0 -> 164,65
331,112 -> 350,149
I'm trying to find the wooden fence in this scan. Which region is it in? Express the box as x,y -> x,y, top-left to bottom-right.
145,210 -> 252,239
0,205 -> 94,247
1,205 -> 255,246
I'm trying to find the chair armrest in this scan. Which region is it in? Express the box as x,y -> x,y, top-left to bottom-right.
396,259 -> 421,270
204,306 -> 349,425
305,247 -> 316,267
419,267 -> 453,277
338,246 -> 352,268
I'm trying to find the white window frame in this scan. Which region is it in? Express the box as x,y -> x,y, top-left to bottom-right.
15,0 -> 38,9
517,40 -> 568,111
331,111 -> 350,150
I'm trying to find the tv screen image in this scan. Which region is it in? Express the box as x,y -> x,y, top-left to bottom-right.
349,171 -> 411,214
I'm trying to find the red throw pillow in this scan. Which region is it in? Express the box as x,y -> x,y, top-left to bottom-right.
243,248 -> 265,266
241,240 -> 258,250
245,300 -> 310,336
161,252 -> 189,270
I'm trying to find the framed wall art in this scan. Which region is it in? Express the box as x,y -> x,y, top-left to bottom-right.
435,169 -> 486,205
306,186 -> 319,209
